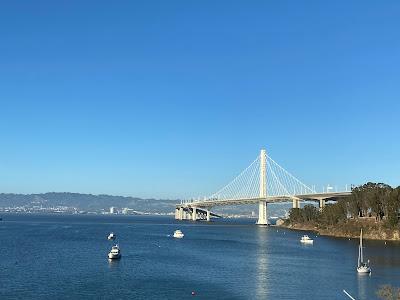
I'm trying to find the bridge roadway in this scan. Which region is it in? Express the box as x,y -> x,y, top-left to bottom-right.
178,191 -> 351,208
175,191 -> 351,221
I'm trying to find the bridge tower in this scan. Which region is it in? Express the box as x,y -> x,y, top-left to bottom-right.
257,149 -> 268,225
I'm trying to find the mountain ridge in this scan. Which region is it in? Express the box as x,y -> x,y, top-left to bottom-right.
0,192 -> 291,217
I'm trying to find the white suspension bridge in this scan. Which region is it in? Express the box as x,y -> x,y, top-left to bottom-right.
175,149 -> 351,224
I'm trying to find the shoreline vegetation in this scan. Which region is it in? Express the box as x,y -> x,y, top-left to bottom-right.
278,182 -> 400,241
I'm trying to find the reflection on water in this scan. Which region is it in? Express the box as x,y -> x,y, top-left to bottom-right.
108,258 -> 121,270
357,273 -> 371,300
255,227 -> 269,299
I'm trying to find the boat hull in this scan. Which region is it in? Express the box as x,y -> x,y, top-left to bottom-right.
108,253 -> 121,259
300,240 -> 313,244
357,266 -> 371,273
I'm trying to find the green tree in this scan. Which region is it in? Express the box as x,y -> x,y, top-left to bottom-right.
288,208 -> 303,223
386,187 -> 400,227
349,185 -> 368,217
302,204 -> 319,222
367,183 -> 391,221
319,200 -> 346,225
350,182 -> 392,221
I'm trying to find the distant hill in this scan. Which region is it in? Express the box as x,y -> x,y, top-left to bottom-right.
0,192 -> 291,217
0,192 -> 177,213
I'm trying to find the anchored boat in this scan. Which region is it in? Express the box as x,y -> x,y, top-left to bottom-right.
300,235 -> 314,244
357,229 -> 371,274
108,244 -> 121,259
173,230 -> 184,239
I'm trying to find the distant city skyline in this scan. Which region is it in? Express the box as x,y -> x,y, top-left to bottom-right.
1,1 -> 399,198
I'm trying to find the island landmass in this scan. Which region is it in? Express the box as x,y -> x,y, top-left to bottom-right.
278,182 -> 400,241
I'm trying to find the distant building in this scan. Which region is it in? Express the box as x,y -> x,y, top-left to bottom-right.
110,207 -> 116,214
122,208 -> 136,215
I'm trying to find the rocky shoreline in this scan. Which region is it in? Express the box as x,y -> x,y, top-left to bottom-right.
278,220 -> 400,241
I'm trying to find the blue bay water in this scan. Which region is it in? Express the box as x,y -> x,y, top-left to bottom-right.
0,214 -> 399,299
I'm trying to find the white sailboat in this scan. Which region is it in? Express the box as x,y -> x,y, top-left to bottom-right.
357,229 -> 371,274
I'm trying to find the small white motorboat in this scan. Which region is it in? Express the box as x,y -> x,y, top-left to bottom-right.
107,232 -> 116,240
108,244 -> 121,259
357,229 -> 371,274
300,235 -> 314,244
173,230 -> 184,239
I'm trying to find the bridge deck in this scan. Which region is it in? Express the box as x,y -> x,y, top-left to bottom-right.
177,191 -> 351,209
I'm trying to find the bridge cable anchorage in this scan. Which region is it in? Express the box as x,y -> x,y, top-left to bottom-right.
189,151 -> 315,205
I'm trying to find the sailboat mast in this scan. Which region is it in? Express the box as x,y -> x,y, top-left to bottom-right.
360,229 -> 364,263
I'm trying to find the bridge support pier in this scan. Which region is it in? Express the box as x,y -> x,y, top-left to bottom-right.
292,199 -> 300,209
175,208 -> 179,220
256,150 -> 268,225
179,207 -> 183,220
206,210 -> 210,222
174,207 -> 184,220
192,207 -> 197,221
319,199 -> 325,211
256,200 -> 268,225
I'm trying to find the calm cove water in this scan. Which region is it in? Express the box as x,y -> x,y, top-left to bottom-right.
0,214 -> 399,299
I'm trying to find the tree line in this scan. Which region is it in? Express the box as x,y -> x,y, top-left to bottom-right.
287,182 -> 400,228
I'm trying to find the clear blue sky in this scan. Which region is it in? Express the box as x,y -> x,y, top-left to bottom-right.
1,1 -> 399,199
